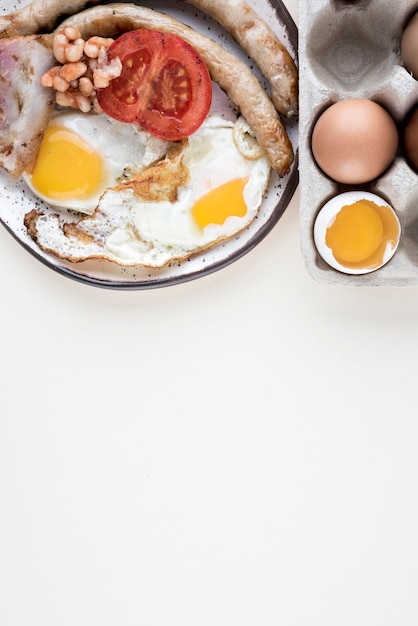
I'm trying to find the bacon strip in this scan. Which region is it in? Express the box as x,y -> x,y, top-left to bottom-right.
0,35 -> 55,177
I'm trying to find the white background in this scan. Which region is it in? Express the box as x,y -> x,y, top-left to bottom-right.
2,1 -> 418,625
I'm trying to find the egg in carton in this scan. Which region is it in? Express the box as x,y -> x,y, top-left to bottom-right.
299,0 -> 418,286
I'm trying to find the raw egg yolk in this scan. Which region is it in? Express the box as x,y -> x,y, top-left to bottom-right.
326,201 -> 383,263
31,125 -> 103,200
325,199 -> 400,269
192,178 -> 248,228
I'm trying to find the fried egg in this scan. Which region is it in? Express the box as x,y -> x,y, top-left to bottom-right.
23,111 -> 171,214
24,114 -> 271,268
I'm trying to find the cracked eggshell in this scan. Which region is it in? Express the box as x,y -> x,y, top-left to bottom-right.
313,191 -> 400,275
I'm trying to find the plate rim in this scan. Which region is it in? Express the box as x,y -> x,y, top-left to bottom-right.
0,0 -> 298,290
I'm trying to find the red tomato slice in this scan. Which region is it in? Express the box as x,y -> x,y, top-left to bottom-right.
96,29 -> 212,141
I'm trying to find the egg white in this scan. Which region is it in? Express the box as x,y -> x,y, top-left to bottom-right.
313,191 -> 401,274
102,115 -> 270,264
24,114 -> 271,268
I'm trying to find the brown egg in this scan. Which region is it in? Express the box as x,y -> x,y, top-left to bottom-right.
311,99 -> 399,184
403,106 -> 418,171
401,11 -> 418,78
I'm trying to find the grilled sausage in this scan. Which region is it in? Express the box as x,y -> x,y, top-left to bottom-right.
185,0 -> 298,117
0,0 -> 93,37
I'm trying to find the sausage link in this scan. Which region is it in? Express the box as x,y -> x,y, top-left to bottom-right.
185,0 -> 298,118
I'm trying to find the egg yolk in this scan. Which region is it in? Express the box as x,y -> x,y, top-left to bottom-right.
326,201 -> 384,263
192,178 -> 248,228
31,125 -> 103,200
325,199 -> 400,268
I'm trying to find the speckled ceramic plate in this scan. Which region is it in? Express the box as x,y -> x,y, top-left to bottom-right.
0,0 -> 298,290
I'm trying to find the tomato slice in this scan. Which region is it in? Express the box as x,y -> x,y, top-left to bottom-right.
96,29 -> 212,141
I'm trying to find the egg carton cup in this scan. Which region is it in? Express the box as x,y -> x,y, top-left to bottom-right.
299,0 -> 418,286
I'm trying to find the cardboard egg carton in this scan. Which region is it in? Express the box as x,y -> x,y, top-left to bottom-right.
299,0 -> 418,286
